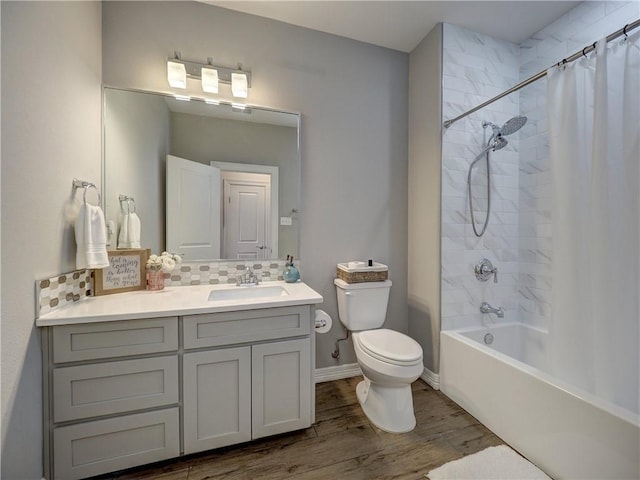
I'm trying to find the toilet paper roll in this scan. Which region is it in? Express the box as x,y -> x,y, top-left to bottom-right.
314,309 -> 332,333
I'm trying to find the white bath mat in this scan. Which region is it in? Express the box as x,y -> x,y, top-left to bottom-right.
426,445 -> 551,480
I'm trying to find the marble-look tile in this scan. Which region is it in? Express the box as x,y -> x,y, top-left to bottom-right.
442,4 -> 630,334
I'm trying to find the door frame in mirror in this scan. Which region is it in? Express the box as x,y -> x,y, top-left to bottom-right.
212,162 -> 279,260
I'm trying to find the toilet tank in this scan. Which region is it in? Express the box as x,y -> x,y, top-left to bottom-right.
334,279 -> 392,331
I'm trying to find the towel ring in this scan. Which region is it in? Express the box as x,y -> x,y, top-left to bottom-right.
119,195 -> 136,214
72,179 -> 101,206
83,184 -> 101,206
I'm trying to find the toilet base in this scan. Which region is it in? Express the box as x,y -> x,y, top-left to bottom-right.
356,378 -> 416,433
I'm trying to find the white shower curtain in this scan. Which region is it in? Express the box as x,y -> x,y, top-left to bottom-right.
547,32 -> 639,414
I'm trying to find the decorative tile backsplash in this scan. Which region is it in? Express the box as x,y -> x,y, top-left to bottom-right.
163,259 -> 297,287
36,269 -> 93,316
36,259 -> 300,317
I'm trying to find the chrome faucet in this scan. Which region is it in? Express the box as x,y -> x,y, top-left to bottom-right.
236,267 -> 260,286
480,302 -> 504,318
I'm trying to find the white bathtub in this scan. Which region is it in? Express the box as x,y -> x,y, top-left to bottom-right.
441,323 -> 640,480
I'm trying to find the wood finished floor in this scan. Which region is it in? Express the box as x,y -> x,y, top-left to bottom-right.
96,377 -> 504,480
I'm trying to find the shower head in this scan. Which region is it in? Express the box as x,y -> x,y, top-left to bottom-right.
491,136 -> 508,151
500,115 -> 527,136
483,115 -> 528,138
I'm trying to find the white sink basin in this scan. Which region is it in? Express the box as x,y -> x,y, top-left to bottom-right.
208,285 -> 289,302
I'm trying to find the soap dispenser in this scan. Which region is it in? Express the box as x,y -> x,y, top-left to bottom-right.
283,255 -> 300,283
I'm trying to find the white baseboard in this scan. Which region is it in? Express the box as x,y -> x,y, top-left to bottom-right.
314,363 -> 362,383
421,366 -> 440,390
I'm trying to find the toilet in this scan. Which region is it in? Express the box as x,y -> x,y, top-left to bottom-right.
334,278 -> 423,433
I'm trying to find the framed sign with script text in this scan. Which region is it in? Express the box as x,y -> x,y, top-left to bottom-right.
93,249 -> 150,296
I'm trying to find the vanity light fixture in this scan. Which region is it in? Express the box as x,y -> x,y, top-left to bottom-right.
201,67 -> 219,94
167,60 -> 187,89
231,72 -> 248,98
167,52 -> 251,98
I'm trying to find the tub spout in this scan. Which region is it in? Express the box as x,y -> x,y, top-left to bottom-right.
480,302 -> 504,318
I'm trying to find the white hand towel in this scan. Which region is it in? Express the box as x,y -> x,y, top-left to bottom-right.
118,212 -> 141,249
75,203 -> 110,269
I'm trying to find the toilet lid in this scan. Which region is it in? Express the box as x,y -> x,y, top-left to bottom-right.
357,329 -> 423,365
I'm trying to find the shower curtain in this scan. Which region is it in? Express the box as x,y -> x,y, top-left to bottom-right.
547,31 -> 639,414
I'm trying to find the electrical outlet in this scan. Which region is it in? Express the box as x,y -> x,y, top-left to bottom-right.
280,216 -> 292,226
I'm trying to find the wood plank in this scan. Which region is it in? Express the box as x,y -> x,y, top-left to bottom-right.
442,422 -> 505,456
101,378 -> 505,480
187,425 -> 384,480
112,466 -> 190,480
287,435 -> 462,480
313,402 -> 371,437
314,376 -> 362,412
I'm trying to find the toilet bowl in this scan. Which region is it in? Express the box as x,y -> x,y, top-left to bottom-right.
334,278 -> 424,433
352,329 -> 423,433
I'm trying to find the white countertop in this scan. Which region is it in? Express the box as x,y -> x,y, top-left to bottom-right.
36,281 -> 323,327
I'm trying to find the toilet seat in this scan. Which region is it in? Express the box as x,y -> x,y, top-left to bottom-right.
355,329 -> 422,366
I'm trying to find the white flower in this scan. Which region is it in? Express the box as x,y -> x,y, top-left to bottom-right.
147,252 -> 182,272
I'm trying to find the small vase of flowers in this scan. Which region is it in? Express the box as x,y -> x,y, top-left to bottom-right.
146,252 -> 181,291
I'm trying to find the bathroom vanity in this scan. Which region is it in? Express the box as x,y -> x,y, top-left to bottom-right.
36,282 -> 322,480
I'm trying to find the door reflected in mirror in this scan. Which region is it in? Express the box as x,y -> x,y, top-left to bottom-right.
103,87 -> 300,261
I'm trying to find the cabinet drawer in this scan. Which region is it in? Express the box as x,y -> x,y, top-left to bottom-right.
184,306 -> 310,349
52,317 -> 178,363
53,407 -> 179,480
53,356 -> 179,422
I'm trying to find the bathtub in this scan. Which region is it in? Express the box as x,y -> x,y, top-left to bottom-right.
440,323 -> 640,480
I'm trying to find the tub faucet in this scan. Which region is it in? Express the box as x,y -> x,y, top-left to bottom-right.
480,302 -> 504,318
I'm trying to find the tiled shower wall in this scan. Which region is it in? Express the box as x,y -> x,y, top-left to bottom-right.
441,2 -> 639,332
441,23 -> 520,330
517,1 -> 640,330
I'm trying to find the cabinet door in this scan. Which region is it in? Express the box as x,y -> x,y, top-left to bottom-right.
183,347 -> 251,454
252,338 -> 311,438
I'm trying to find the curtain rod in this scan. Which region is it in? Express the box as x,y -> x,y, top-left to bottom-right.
443,18 -> 640,129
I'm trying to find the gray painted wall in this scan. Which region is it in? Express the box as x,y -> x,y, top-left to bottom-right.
102,1 -> 409,366
0,3 -> 410,475
408,25 -> 442,374
1,2 -> 102,478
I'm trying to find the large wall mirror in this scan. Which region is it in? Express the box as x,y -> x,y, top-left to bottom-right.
103,87 -> 300,262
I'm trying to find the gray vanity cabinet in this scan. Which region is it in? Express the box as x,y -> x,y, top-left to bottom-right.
182,306 -> 312,455
42,305 -> 315,480
43,317 -> 180,480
